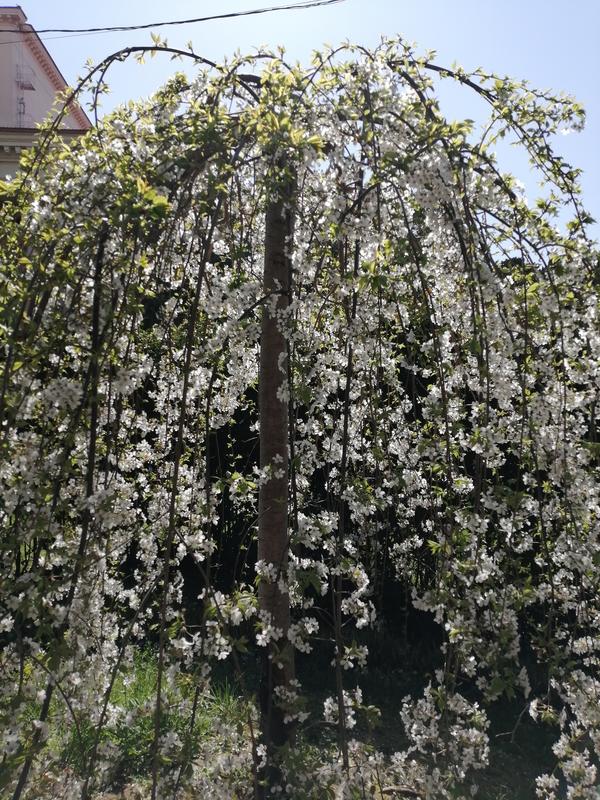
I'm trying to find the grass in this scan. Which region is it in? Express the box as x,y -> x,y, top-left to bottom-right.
5,636 -> 565,799
53,650 -> 250,792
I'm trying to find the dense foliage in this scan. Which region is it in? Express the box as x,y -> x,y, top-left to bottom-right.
0,38 -> 598,799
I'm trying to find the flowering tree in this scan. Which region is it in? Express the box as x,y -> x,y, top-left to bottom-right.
0,39 -> 598,800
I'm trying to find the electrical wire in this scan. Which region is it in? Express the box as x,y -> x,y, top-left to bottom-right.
0,0 -> 346,36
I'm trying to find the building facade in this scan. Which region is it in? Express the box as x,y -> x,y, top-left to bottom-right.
0,5 -> 90,177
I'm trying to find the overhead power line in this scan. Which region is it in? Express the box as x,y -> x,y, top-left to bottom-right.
0,0 -> 346,36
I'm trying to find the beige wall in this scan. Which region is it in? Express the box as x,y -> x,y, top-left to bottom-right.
0,6 -> 89,131
0,127 -> 35,178
0,127 -> 86,179
0,6 -> 89,178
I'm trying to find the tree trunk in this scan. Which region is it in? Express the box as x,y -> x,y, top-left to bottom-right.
258,178 -> 295,790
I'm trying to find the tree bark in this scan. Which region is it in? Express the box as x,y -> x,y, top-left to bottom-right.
258,178 -> 294,787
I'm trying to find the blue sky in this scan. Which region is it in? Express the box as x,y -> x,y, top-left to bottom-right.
19,0 -> 600,232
